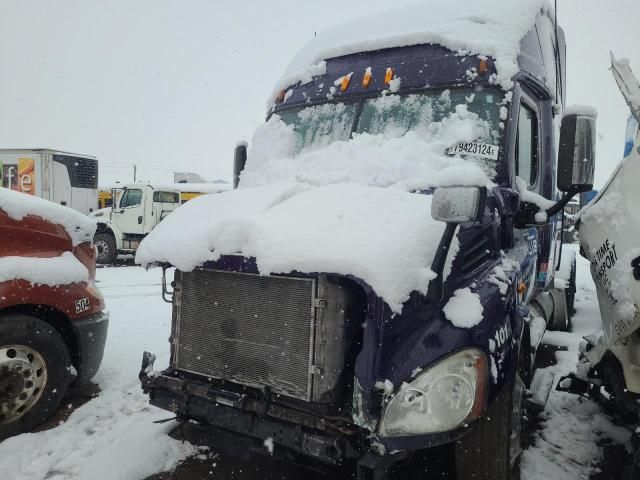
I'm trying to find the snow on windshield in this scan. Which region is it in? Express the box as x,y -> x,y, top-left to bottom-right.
241,90 -> 501,191
271,0 -> 551,102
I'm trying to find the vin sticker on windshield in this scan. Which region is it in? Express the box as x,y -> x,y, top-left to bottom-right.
446,142 -> 499,161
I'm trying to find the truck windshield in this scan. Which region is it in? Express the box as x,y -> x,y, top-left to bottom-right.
276,88 -> 504,172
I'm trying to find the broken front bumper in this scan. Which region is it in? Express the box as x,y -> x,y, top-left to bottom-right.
139,352 -> 390,466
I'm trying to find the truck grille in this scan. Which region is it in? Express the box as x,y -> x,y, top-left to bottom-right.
175,270 -> 316,401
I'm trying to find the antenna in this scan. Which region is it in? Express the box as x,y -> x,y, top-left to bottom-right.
554,0 -> 562,107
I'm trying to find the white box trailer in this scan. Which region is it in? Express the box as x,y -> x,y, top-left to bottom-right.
0,149 -> 98,215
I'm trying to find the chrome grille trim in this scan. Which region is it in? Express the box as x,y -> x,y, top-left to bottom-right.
174,269 -> 317,401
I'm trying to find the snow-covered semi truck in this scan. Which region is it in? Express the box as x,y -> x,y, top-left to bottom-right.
93,182 -> 228,264
0,149 -> 98,215
137,2 -> 594,478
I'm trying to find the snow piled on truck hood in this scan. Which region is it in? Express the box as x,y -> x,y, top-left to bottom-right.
0,187 -> 96,246
137,107 -> 495,313
137,183 -> 447,313
271,0 -> 551,102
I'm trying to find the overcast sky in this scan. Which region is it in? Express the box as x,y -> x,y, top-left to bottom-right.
1,0 -> 637,186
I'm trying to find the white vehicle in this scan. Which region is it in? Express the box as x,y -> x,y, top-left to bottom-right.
0,149 -> 98,214
93,182 -> 228,264
560,55 -> 640,475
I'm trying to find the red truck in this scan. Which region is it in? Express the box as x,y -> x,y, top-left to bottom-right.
0,188 -> 109,439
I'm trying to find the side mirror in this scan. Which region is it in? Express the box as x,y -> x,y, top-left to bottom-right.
558,108 -> 596,193
233,142 -> 248,189
431,186 -> 487,223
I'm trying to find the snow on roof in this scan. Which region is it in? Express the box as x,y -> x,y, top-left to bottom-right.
0,188 -> 96,246
0,252 -> 89,286
121,182 -> 230,194
137,183 -> 447,313
271,0 -> 551,102
170,182 -> 230,194
564,105 -> 598,118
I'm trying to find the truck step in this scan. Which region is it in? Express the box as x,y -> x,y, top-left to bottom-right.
526,370 -> 556,411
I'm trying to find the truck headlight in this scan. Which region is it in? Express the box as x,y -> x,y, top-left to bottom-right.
378,349 -> 487,436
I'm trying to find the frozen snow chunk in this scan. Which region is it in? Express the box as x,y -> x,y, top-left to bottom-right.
443,287 -> 484,328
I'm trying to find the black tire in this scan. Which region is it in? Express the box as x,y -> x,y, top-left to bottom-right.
94,232 -> 117,264
455,376 -> 524,480
0,314 -> 72,440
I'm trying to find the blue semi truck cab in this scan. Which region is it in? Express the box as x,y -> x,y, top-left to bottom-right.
139,6 -> 596,479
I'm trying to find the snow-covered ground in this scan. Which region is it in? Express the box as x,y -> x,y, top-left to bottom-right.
0,246 -> 632,479
522,244 -> 632,480
0,266 -> 197,480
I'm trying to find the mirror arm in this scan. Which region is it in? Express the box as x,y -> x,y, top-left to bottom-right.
427,223 -> 458,303
545,191 -> 577,218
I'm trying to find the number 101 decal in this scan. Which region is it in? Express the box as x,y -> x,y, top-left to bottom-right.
494,322 -> 511,348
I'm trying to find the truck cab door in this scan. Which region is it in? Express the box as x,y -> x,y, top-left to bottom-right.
113,187 -> 145,235
150,191 -> 180,232
514,85 -> 559,290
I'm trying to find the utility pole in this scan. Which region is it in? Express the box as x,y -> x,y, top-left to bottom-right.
133,164 -> 137,182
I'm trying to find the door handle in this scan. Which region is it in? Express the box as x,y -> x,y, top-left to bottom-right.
138,216 -> 143,224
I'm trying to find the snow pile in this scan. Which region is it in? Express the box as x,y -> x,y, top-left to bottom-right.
271,0 -> 551,101
0,188 -> 96,246
0,252 -> 89,286
443,287 -> 484,328
241,105 -> 493,190
137,183 -> 447,313
137,103 -> 498,312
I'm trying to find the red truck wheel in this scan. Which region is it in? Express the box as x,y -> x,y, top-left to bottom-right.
0,314 -> 72,439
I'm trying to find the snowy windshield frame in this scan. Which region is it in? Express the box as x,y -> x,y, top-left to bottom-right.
274,86 -> 505,171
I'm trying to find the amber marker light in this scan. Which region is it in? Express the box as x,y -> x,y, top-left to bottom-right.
384,67 -> 394,85
362,68 -> 372,88
275,89 -> 286,103
479,58 -> 488,74
517,281 -> 527,294
341,74 -> 352,92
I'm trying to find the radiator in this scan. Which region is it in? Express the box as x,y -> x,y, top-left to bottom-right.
174,269 -> 317,401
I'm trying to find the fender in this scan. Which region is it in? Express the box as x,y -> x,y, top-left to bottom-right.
96,219 -> 123,250
0,279 -> 105,320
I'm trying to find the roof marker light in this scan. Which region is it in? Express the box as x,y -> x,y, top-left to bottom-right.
479,58 -> 488,74
384,67 -> 394,85
341,74 -> 352,92
362,67 -> 373,88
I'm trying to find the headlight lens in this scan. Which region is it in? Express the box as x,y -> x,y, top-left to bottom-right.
378,349 -> 487,436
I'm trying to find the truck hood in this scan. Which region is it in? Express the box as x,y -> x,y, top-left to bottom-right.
136,183 -> 446,313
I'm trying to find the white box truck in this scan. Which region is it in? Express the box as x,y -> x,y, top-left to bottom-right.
0,149 -> 98,215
